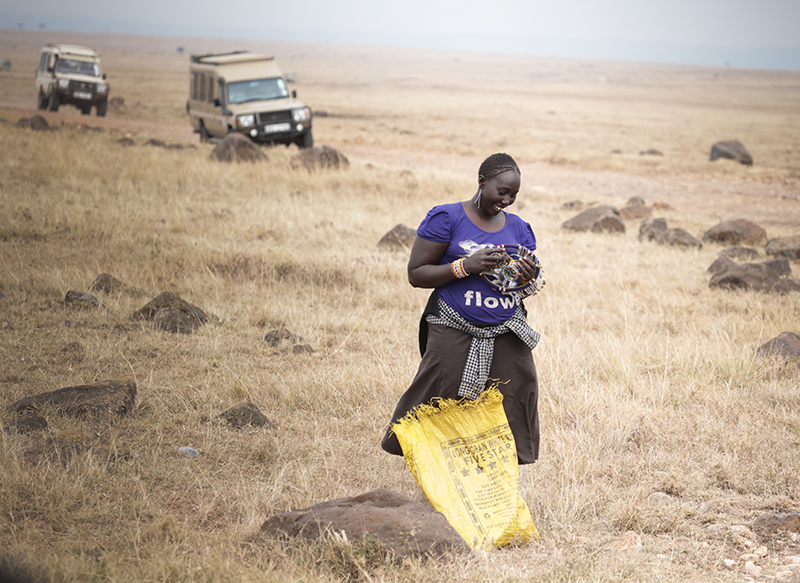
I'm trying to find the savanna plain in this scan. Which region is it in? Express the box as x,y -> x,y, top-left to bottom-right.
1,29 -> 800,583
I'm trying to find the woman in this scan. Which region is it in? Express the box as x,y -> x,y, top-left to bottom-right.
381,153 -> 543,464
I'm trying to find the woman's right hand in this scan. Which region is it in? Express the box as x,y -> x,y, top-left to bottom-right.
462,247 -> 506,275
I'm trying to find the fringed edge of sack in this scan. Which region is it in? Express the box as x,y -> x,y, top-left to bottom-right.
390,380 -> 507,435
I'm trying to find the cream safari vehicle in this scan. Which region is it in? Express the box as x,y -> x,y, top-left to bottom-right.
35,44 -> 109,116
187,51 -> 313,148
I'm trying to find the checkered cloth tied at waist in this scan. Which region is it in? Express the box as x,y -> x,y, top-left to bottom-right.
426,298 -> 540,400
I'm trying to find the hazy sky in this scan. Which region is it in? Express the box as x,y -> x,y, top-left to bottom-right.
3,0 -> 800,69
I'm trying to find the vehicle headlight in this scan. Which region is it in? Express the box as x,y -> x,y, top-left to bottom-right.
292,107 -> 311,122
236,114 -> 256,128
58,79 -> 70,89
96,83 -> 108,93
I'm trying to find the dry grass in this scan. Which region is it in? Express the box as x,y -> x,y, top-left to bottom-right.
1,29 -> 800,583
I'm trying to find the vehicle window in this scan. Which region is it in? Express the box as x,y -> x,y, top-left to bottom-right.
206,76 -> 215,103
226,78 -> 289,104
56,59 -> 99,76
39,53 -> 48,71
192,72 -> 205,101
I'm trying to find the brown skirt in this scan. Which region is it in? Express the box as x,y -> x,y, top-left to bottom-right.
381,323 -> 540,464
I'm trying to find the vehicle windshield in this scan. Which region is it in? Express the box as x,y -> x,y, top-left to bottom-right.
226,77 -> 289,104
57,59 -> 100,77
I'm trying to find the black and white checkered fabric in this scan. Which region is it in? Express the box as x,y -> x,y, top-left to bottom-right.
426,298 -> 540,400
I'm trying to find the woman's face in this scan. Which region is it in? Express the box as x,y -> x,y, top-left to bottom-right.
479,170 -> 521,215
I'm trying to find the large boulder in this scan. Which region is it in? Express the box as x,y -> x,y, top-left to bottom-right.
719,246 -> 760,261
756,332 -> 800,369
562,205 -> 625,234
709,261 -> 800,294
765,235 -> 800,260
702,219 -> 767,246
131,291 -> 211,334
661,228 -> 702,249
210,133 -> 267,163
2,411 -> 48,434
710,140 -> 753,166
259,488 -> 469,557
639,218 -> 668,242
8,378 -> 137,417
377,224 -> 416,251
290,145 -> 350,171
706,255 -> 739,276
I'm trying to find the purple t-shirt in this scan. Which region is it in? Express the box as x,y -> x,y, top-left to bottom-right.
417,202 -> 537,326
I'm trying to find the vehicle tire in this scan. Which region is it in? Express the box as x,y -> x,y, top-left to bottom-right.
48,90 -> 59,112
37,90 -> 47,110
96,99 -> 107,117
299,130 -> 313,149
198,122 -> 211,143
80,105 -> 91,115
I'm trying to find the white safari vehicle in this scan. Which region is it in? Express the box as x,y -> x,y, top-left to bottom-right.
187,51 -> 313,148
35,44 -> 109,116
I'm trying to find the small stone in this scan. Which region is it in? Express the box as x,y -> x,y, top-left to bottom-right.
740,553 -> 760,561
744,560 -> 762,577
64,290 -> 99,308
722,558 -> 736,569
292,343 -> 314,354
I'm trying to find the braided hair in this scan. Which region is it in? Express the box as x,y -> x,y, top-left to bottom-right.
478,153 -> 520,181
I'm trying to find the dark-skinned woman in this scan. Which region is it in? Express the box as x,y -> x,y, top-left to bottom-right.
381,152 -> 542,465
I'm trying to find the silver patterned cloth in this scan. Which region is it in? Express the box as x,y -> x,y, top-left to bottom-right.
426,298 -> 540,399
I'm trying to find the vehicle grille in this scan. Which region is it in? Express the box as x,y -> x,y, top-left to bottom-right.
257,110 -> 292,124
69,80 -> 96,92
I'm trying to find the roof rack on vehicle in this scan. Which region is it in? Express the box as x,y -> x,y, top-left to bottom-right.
189,50 -> 272,63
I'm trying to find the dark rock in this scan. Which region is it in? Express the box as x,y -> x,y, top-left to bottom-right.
0,289 -> 6,301
3,412 -> 48,434
264,327 -> 304,347
662,228 -> 702,249
210,133 -> 268,163
14,117 -> 30,128
24,428 -> 128,465
757,332 -> 800,369
719,246 -> 760,261
116,137 -> 135,147
153,308 -> 200,334
752,512 -> 800,534
131,291 -> 210,334
217,401 -> 275,429
561,199 -> 584,211
29,115 -> 50,131
765,235 -> 800,260
64,290 -> 99,308
8,378 -> 137,417
259,488 -> 469,557
619,204 -> 651,220
639,148 -> 663,156
710,140 -> 753,166
764,259 -> 792,277
562,205 -> 625,234
707,255 -> 738,276
292,343 -> 314,354
290,145 -> 349,171
145,138 -> 166,148
377,224 -> 416,251
702,219 -> 767,246
639,218 -> 668,242
709,261 -> 799,294
89,273 -> 127,294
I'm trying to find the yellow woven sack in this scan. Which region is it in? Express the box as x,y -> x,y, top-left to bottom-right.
391,386 -> 539,550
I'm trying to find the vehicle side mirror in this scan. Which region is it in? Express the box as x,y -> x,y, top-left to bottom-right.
292,89 -> 297,99
213,98 -> 220,107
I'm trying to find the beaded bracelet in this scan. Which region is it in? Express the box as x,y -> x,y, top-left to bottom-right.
451,258 -> 469,279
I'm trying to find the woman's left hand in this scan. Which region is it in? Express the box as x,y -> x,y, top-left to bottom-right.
515,256 -> 539,283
